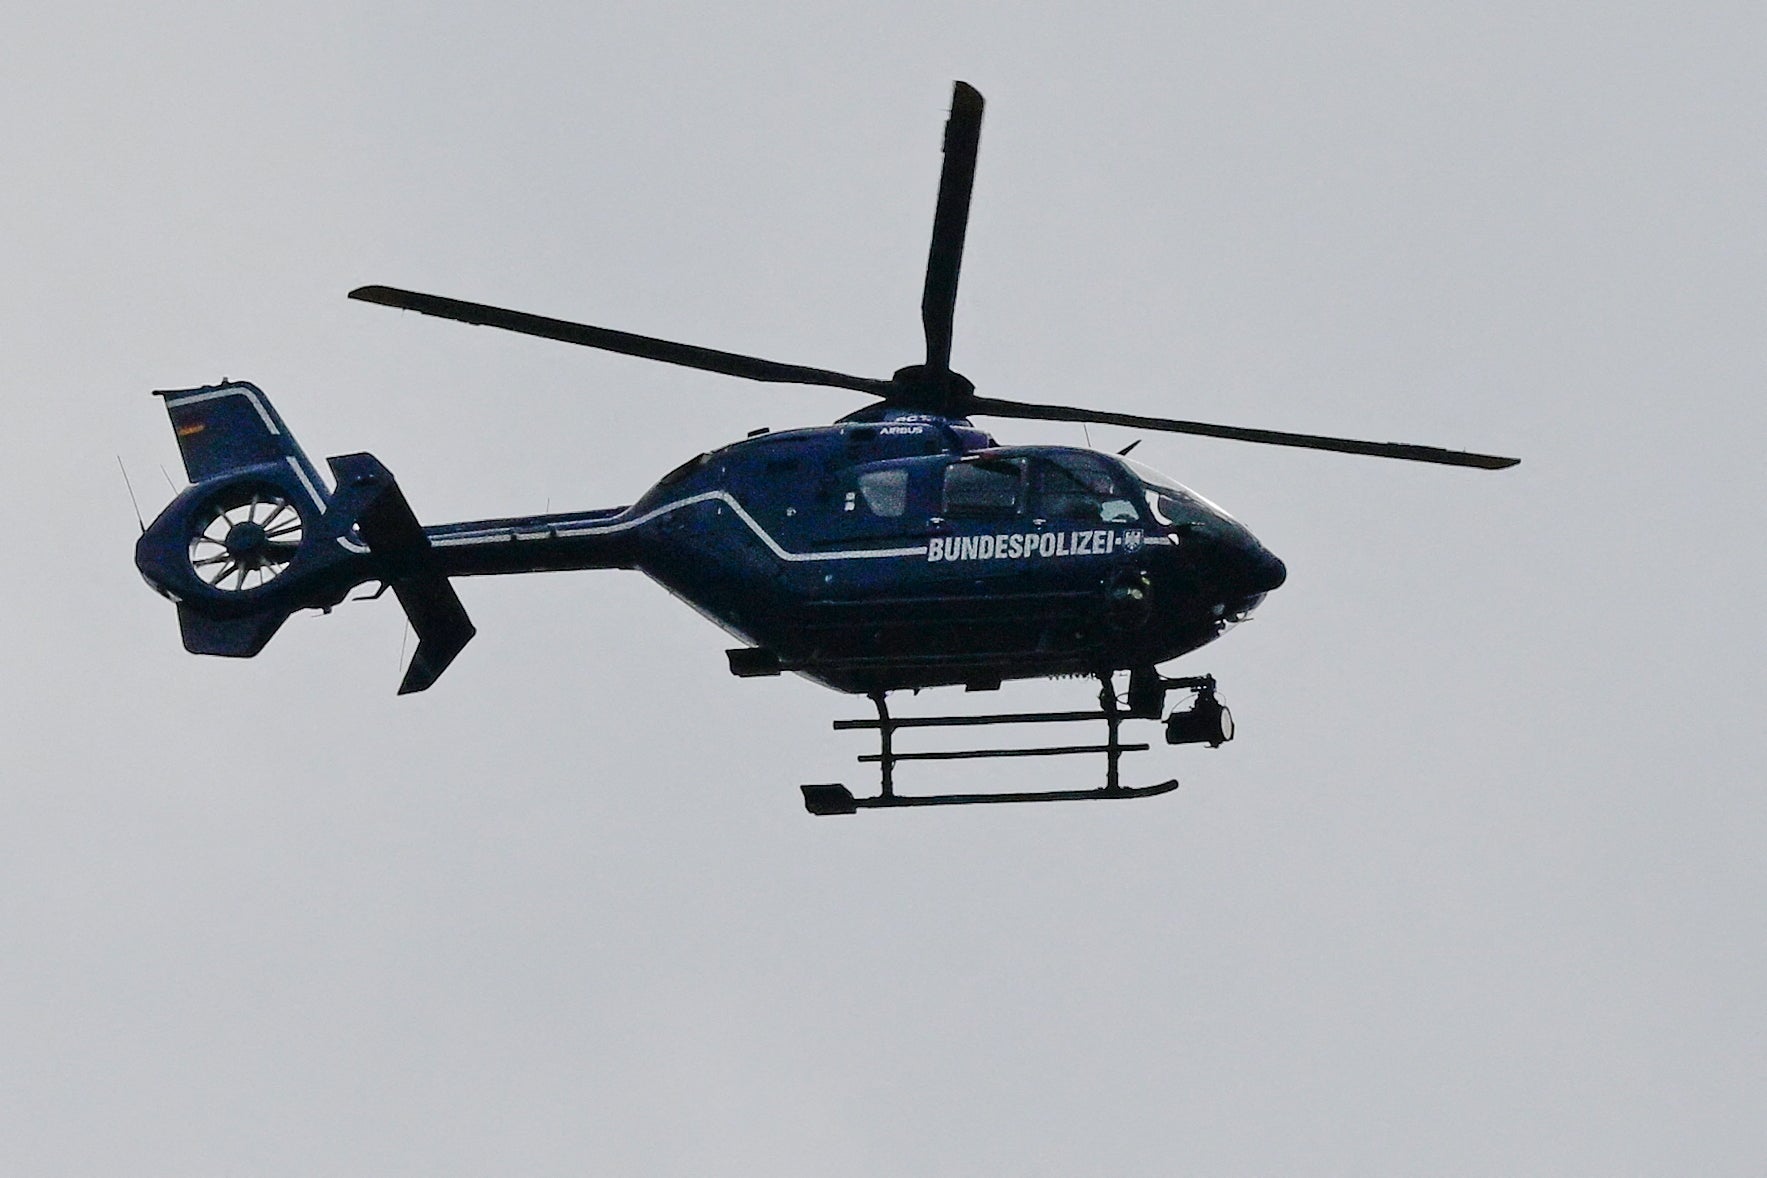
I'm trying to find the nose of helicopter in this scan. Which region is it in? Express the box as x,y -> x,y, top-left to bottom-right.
1242,542 -> 1287,594
1213,530 -> 1286,604
1212,538 -> 1284,625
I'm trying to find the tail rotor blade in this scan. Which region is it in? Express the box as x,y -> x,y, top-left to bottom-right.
921,82 -> 984,374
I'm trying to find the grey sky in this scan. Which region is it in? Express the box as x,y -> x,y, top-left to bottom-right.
4,1 -> 1764,1173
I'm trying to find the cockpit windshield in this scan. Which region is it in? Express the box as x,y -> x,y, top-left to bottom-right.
1123,458 -> 1240,528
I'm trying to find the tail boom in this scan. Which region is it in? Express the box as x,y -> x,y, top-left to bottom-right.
140,382 -> 636,691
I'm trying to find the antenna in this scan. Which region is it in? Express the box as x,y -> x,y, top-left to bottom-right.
116,456 -> 145,533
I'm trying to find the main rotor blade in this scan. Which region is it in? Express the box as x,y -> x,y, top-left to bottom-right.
350,285 -> 895,397
965,396 -> 1521,470
921,82 -> 985,374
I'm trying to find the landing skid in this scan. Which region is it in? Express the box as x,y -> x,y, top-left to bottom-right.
802,778 -> 1178,814
800,673 -> 1224,815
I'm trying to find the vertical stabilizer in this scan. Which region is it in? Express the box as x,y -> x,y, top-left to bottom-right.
155,382 -> 329,508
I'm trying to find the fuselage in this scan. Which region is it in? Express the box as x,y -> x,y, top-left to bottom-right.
415,410 -> 1286,694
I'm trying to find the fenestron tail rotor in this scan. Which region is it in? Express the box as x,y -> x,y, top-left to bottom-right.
187,486 -> 306,593
350,81 -> 1517,472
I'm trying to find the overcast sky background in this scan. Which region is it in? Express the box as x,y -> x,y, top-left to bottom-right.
4,2 -> 1764,1174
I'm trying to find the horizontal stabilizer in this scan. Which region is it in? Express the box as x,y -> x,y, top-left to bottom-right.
326,452 -> 478,694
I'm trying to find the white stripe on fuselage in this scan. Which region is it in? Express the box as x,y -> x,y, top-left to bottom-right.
284,456 -> 325,509
281,456 -> 369,554
427,490 -> 930,562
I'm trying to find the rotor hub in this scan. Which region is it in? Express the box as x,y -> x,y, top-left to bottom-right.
888,365 -> 975,414
223,520 -> 269,560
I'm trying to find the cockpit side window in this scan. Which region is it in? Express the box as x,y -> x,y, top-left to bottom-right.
1033,455 -> 1140,522
942,459 -> 1023,517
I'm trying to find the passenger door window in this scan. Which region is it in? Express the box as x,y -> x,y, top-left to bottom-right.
942,458 -> 1024,518
855,468 -> 909,517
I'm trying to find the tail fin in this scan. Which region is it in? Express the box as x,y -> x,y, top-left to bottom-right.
139,387 -> 476,693
155,381 -> 330,509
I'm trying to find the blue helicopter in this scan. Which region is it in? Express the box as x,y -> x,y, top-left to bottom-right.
135,83 -> 1516,814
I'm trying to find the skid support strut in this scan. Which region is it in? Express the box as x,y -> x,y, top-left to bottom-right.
800,674 -> 1186,815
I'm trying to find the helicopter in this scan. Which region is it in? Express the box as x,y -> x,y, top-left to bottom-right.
134,81 -> 1517,815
